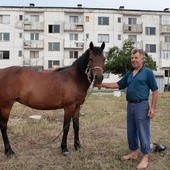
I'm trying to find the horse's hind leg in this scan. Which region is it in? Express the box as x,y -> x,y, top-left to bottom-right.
0,105 -> 14,157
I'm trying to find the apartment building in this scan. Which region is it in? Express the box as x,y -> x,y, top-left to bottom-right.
0,4 -> 170,89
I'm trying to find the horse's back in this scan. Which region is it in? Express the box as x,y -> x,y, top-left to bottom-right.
0,66 -> 87,110
0,66 -> 36,102
0,66 -> 24,85
0,66 -> 35,84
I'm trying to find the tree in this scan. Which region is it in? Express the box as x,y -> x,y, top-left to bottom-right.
104,40 -> 156,76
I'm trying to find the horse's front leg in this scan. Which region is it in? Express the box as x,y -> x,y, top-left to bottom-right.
73,117 -> 81,151
61,111 -> 71,156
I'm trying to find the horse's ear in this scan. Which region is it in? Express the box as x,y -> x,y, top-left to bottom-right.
89,41 -> 94,50
101,42 -> 105,50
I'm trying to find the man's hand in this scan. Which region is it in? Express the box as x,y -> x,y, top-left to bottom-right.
148,107 -> 155,119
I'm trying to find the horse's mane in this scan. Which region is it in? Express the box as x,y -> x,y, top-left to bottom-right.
53,49 -> 90,73
54,66 -> 70,72
53,46 -> 103,75
73,46 -> 103,75
72,49 -> 90,74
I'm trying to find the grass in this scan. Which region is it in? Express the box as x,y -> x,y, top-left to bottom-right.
0,92 -> 169,170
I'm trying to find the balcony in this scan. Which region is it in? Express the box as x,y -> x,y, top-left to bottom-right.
64,41 -> 84,49
123,24 -> 143,33
64,23 -> 84,31
160,25 -> 170,34
64,58 -> 77,66
24,21 -> 44,31
23,58 -> 44,66
133,41 -> 143,49
160,42 -> 170,50
15,21 -> 23,29
24,40 -> 44,49
160,58 -> 170,68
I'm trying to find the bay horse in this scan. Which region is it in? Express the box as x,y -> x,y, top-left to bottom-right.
0,42 -> 105,157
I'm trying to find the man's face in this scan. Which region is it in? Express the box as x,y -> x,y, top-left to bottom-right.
131,52 -> 144,69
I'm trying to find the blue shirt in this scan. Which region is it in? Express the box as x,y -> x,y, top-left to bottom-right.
117,66 -> 158,101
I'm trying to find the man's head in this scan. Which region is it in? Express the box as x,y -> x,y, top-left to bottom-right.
131,48 -> 145,70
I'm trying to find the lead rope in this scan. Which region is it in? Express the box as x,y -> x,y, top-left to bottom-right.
34,86 -> 95,146
33,122 -> 70,146
34,92 -> 94,146
33,65 -> 103,146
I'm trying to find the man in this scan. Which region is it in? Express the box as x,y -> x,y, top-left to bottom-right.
96,48 -> 158,169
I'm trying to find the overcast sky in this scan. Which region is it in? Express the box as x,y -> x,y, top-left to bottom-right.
0,0 -> 169,11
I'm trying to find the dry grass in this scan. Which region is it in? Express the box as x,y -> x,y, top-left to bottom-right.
0,92 -> 169,170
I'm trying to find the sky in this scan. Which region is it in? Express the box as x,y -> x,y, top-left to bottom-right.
0,0 -> 169,11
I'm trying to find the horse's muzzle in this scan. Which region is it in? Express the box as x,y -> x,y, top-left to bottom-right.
93,74 -> 104,85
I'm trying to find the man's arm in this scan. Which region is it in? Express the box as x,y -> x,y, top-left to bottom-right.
151,90 -> 158,109
148,89 -> 158,119
96,82 -> 119,89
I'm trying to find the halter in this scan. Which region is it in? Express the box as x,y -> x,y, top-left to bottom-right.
85,65 -> 103,84
85,50 -> 104,84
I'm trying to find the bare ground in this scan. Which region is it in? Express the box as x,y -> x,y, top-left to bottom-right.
0,92 -> 169,170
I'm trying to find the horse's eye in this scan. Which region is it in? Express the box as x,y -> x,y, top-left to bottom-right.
89,57 -> 92,61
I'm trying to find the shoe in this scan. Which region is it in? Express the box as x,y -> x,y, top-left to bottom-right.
153,143 -> 167,152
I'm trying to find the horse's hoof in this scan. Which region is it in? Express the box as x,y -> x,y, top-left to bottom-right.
74,144 -> 81,151
62,151 -> 69,156
61,148 -> 69,156
5,149 -> 15,158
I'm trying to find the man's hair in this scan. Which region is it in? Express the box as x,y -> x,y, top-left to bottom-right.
131,48 -> 145,57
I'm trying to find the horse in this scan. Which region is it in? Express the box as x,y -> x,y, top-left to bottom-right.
0,41 -> 105,157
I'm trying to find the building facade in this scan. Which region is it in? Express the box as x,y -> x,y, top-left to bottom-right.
0,4 -> 170,88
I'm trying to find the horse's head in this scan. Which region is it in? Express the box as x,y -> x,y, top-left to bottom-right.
86,41 -> 105,85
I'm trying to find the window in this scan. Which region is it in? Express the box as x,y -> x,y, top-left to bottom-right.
165,70 -> 170,77
128,35 -> 137,42
0,51 -> 9,59
69,51 -> 78,59
69,33 -> 78,41
49,25 -> 60,33
69,16 -> 78,23
165,36 -> 170,42
48,42 -> 60,51
161,15 -> 170,25
30,33 -> 39,40
128,18 -> 137,25
30,51 -> 39,58
86,34 -> 89,40
118,17 -> 121,23
145,44 -> 156,53
98,34 -> 109,43
48,60 -> 60,69
118,34 -> 121,40
146,27 -> 156,35
0,33 -> 10,41
18,51 -> 22,57
161,50 -> 170,59
19,15 -> 23,21
98,17 -> 109,25
0,15 -> 10,24
85,16 -> 89,22
76,25 -> 83,30
19,33 -> 22,38
30,15 -> 39,22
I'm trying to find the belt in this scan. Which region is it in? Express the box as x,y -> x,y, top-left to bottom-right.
128,99 -> 148,103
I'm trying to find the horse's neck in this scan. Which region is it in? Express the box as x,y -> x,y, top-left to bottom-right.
73,65 -> 91,91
